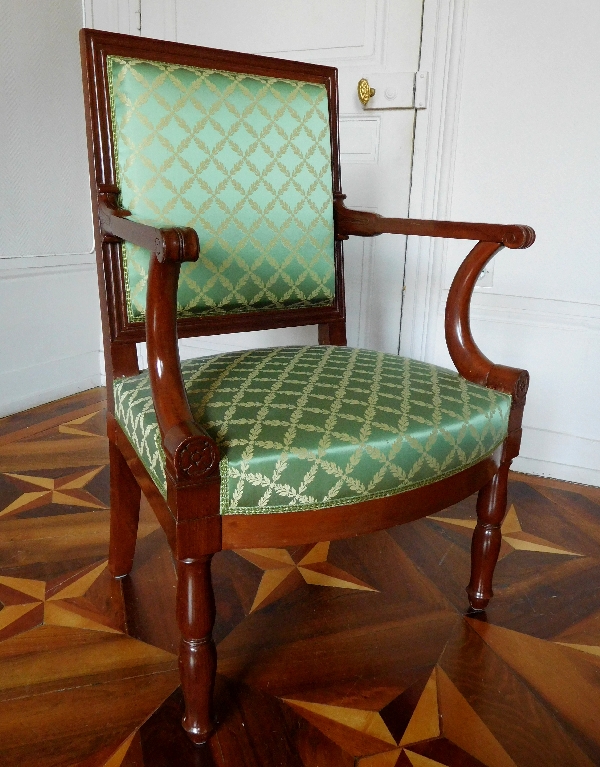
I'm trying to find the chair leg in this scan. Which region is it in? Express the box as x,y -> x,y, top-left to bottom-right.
108,439 -> 141,578
467,460 -> 511,611
177,555 -> 217,745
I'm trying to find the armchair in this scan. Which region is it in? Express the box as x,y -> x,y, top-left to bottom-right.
80,29 -> 534,745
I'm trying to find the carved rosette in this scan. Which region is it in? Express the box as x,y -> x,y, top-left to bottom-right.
512,370 -> 530,404
175,437 -> 219,481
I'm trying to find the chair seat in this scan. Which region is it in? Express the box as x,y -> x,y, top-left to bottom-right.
114,346 -> 511,515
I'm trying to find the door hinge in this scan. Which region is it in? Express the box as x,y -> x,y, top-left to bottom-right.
414,71 -> 429,109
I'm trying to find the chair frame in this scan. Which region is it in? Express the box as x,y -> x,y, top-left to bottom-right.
81,29 -> 535,745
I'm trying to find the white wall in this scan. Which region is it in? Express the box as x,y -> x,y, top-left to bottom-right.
0,0 -> 102,416
421,0 -> 600,485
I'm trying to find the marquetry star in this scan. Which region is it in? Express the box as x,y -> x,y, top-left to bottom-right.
284,665 -> 517,767
431,504 -> 583,560
0,560 -> 120,641
236,541 -> 377,613
0,466 -> 107,519
555,641 -> 600,659
58,410 -> 104,437
98,733 -> 138,767
554,609 -> 600,658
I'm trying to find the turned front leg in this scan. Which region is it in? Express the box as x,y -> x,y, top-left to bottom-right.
177,556 -> 217,744
467,461 -> 511,611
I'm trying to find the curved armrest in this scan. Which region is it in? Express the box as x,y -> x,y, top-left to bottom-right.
445,241 -> 530,440
145,253 -> 220,485
98,175 -> 219,486
334,196 -> 535,249
98,185 -> 218,484
334,194 -> 535,435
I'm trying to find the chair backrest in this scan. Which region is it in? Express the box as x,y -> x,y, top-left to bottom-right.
81,30 -> 345,352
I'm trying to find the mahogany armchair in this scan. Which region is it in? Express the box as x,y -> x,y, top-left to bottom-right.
80,29 -> 534,745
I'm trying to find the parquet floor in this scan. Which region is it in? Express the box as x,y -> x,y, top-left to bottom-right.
1,388 -> 600,767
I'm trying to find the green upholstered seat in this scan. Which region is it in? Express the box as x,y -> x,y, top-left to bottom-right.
108,56 -> 336,322
114,346 -> 511,514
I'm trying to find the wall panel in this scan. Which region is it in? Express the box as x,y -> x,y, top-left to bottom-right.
0,265 -> 102,417
0,1 -> 103,417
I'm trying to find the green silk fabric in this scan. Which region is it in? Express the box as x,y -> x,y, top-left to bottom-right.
107,56 -> 336,322
113,346 -> 511,514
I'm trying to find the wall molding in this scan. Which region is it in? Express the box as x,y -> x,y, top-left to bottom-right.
138,0 -> 386,64
440,291 -> 600,333
0,253 -> 95,275
339,115 -> 381,164
251,0 -> 382,63
270,0 -> 383,64
88,0 -> 140,34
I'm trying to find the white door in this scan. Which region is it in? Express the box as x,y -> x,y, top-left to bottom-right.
90,0 -> 425,355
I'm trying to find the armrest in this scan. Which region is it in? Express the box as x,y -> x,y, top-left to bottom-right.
98,185 -> 199,263
334,193 -> 534,447
98,184 -> 218,483
145,252 -> 220,484
334,195 -> 535,249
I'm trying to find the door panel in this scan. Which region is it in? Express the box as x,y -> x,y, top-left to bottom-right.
341,109 -> 416,351
95,0 -> 425,355
174,0 -> 372,57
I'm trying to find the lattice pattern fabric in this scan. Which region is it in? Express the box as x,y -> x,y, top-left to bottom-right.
108,57 -> 336,322
113,347 -> 511,514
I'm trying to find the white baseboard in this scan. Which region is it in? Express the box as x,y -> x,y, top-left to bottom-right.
512,456 -> 600,487
514,425 -> 600,488
429,292 -> 600,489
0,260 -> 102,417
0,350 -> 103,418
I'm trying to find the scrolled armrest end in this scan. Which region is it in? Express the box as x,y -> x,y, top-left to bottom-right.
503,225 -> 536,250
159,227 -> 199,264
486,365 -> 529,403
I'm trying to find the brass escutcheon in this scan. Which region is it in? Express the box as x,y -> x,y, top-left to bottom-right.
357,78 -> 376,106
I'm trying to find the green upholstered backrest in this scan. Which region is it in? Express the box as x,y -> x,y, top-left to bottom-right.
107,56 -> 336,322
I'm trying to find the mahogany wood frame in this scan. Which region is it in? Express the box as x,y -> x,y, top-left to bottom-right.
81,29 -> 535,745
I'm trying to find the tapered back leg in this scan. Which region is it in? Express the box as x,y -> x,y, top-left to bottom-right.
108,438 -> 141,578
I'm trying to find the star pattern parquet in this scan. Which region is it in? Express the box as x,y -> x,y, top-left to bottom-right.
236,541 -> 377,613
0,388 -> 599,766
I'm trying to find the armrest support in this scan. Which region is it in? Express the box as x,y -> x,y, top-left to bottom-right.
98,184 -> 217,483
334,195 -> 535,249
145,252 -> 220,484
98,185 -> 219,483
445,241 -> 530,455
98,185 -> 199,263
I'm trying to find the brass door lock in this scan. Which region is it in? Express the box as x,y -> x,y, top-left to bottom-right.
357,78 -> 376,107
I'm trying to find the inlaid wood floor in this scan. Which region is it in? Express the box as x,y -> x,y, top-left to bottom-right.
1,388 -> 599,767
